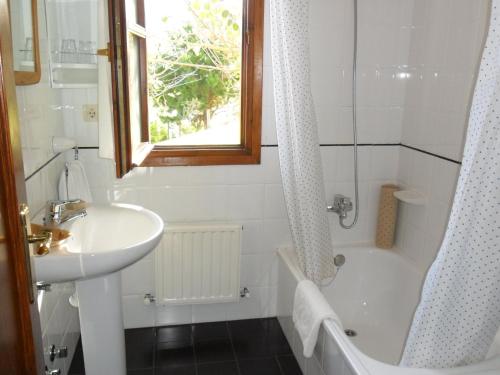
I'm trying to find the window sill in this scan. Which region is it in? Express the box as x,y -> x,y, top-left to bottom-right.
139,146 -> 261,167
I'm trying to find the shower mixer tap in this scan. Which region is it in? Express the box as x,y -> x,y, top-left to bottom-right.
327,194 -> 353,219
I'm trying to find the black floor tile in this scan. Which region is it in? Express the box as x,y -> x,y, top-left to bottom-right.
197,361 -> 239,375
155,364 -> 196,375
126,328 -> 156,370
195,339 -> 235,363
127,369 -> 154,375
192,322 -> 229,342
70,319 -> 297,375
261,318 -> 286,336
68,339 -> 85,375
230,319 -> 291,359
156,341 -> 195,369
239,357 -> 282,375
232,336 -> 291,359
228,319 -> 265,338
157,325 -> 192,343
277,355 -> 302,375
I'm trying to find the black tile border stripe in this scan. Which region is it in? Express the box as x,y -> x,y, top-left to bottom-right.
264,142 -> 462,165
262,143 -> 401,147
25,153 -> 62,182
401,144 -> 462,165
25,143 -> 460,183
24,146 -> 100,182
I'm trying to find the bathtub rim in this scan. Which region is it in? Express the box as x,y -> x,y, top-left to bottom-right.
277,246 -> 500,375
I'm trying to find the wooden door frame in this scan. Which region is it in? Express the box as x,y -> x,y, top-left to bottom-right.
0,0 -> 44,373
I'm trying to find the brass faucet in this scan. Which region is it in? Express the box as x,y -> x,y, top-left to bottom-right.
43,199 -> 87,225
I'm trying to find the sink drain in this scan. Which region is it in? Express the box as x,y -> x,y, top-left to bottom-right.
344,329 -> 357,337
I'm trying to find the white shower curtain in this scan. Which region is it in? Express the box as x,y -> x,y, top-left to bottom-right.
270,0 -> 335,285
401,2 -> 500,369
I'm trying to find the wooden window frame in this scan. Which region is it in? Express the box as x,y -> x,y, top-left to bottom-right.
108,0 -> 264,177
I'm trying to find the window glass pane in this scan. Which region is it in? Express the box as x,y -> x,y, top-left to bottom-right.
146,0 -> 243,146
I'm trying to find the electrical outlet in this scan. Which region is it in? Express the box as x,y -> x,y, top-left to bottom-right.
83,104 -> 98,122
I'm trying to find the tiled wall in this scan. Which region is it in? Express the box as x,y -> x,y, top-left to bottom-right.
15,0 -> 80,374
76,143 -> 399,328
395,149 -> 461,272
308,0 -> 410,144
401,0 -> 490,161
63,0 -> 407,328
394,0 -> 490,272
40,0 -> 488,333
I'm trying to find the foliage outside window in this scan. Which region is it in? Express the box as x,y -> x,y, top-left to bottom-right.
148,0 -> 242,146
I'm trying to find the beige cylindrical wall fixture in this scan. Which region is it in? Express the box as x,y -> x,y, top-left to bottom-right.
375,184 -> 400,249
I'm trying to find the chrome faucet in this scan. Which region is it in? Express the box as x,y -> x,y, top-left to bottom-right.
327,194 -> 353,219
44,199 -> 87,225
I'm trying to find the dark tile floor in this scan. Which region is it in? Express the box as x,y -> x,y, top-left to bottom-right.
68,318 -> 302,375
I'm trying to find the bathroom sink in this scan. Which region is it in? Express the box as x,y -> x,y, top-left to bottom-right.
34,203 -> 164,283
34,203 -> 164,375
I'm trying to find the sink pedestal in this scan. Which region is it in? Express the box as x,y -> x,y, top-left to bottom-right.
76,272 -> 126,375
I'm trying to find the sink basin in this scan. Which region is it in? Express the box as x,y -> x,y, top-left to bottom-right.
33,203 -> 164,375
34,203 -> 164,283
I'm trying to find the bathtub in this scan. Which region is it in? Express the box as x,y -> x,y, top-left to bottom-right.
277,246 -> 500,375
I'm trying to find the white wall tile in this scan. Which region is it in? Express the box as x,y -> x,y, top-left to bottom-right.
241,253 -> 278,287
264,184 -> 287,219
122,295 -> 155,329
226,185 -> 265,220
241,220 -> 264,254
121,259 -> 154,295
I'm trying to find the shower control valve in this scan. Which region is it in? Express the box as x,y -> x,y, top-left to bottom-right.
327,195 -> 353,218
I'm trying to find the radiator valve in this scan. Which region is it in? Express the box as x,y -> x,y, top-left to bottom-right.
240,287 -> 250,298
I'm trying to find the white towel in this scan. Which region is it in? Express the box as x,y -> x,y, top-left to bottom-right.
293,280 -> 342,358
58,161 -> 93,202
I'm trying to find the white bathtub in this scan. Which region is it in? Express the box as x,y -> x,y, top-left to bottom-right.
277,246 -> 500,375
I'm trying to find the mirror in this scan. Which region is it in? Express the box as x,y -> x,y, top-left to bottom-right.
9,0 -> 41,85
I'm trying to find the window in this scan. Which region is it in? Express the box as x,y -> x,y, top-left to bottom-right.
108,0 -> 264,177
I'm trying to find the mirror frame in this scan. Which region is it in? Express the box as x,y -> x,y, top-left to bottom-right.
12,0 -> 41,85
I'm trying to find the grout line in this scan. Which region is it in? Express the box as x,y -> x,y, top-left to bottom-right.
153,327 -> 157,372
192,324 -> 199,375
227,321 -> 243,375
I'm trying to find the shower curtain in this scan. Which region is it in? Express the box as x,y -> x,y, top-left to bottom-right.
401,2 -> 500,369
270,0 -> 335,285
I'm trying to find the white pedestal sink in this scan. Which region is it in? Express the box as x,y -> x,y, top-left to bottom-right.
34,204 -> 164,375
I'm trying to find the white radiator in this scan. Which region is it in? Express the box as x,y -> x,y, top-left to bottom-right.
155,224 -> 242,305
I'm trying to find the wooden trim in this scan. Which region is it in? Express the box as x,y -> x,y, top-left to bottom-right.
141,0 -> 264,167
109,0 -> 134,177
142,146 -> 260,166
0,0 -> 43,372
108,0 -> 125,178
14,0 -> 41,86
109,0 -> 149,177
139,36 -> 148,142
138,0 -> 149,143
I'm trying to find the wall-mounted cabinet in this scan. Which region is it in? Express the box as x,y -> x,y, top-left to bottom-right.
45,0 -> 98,88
